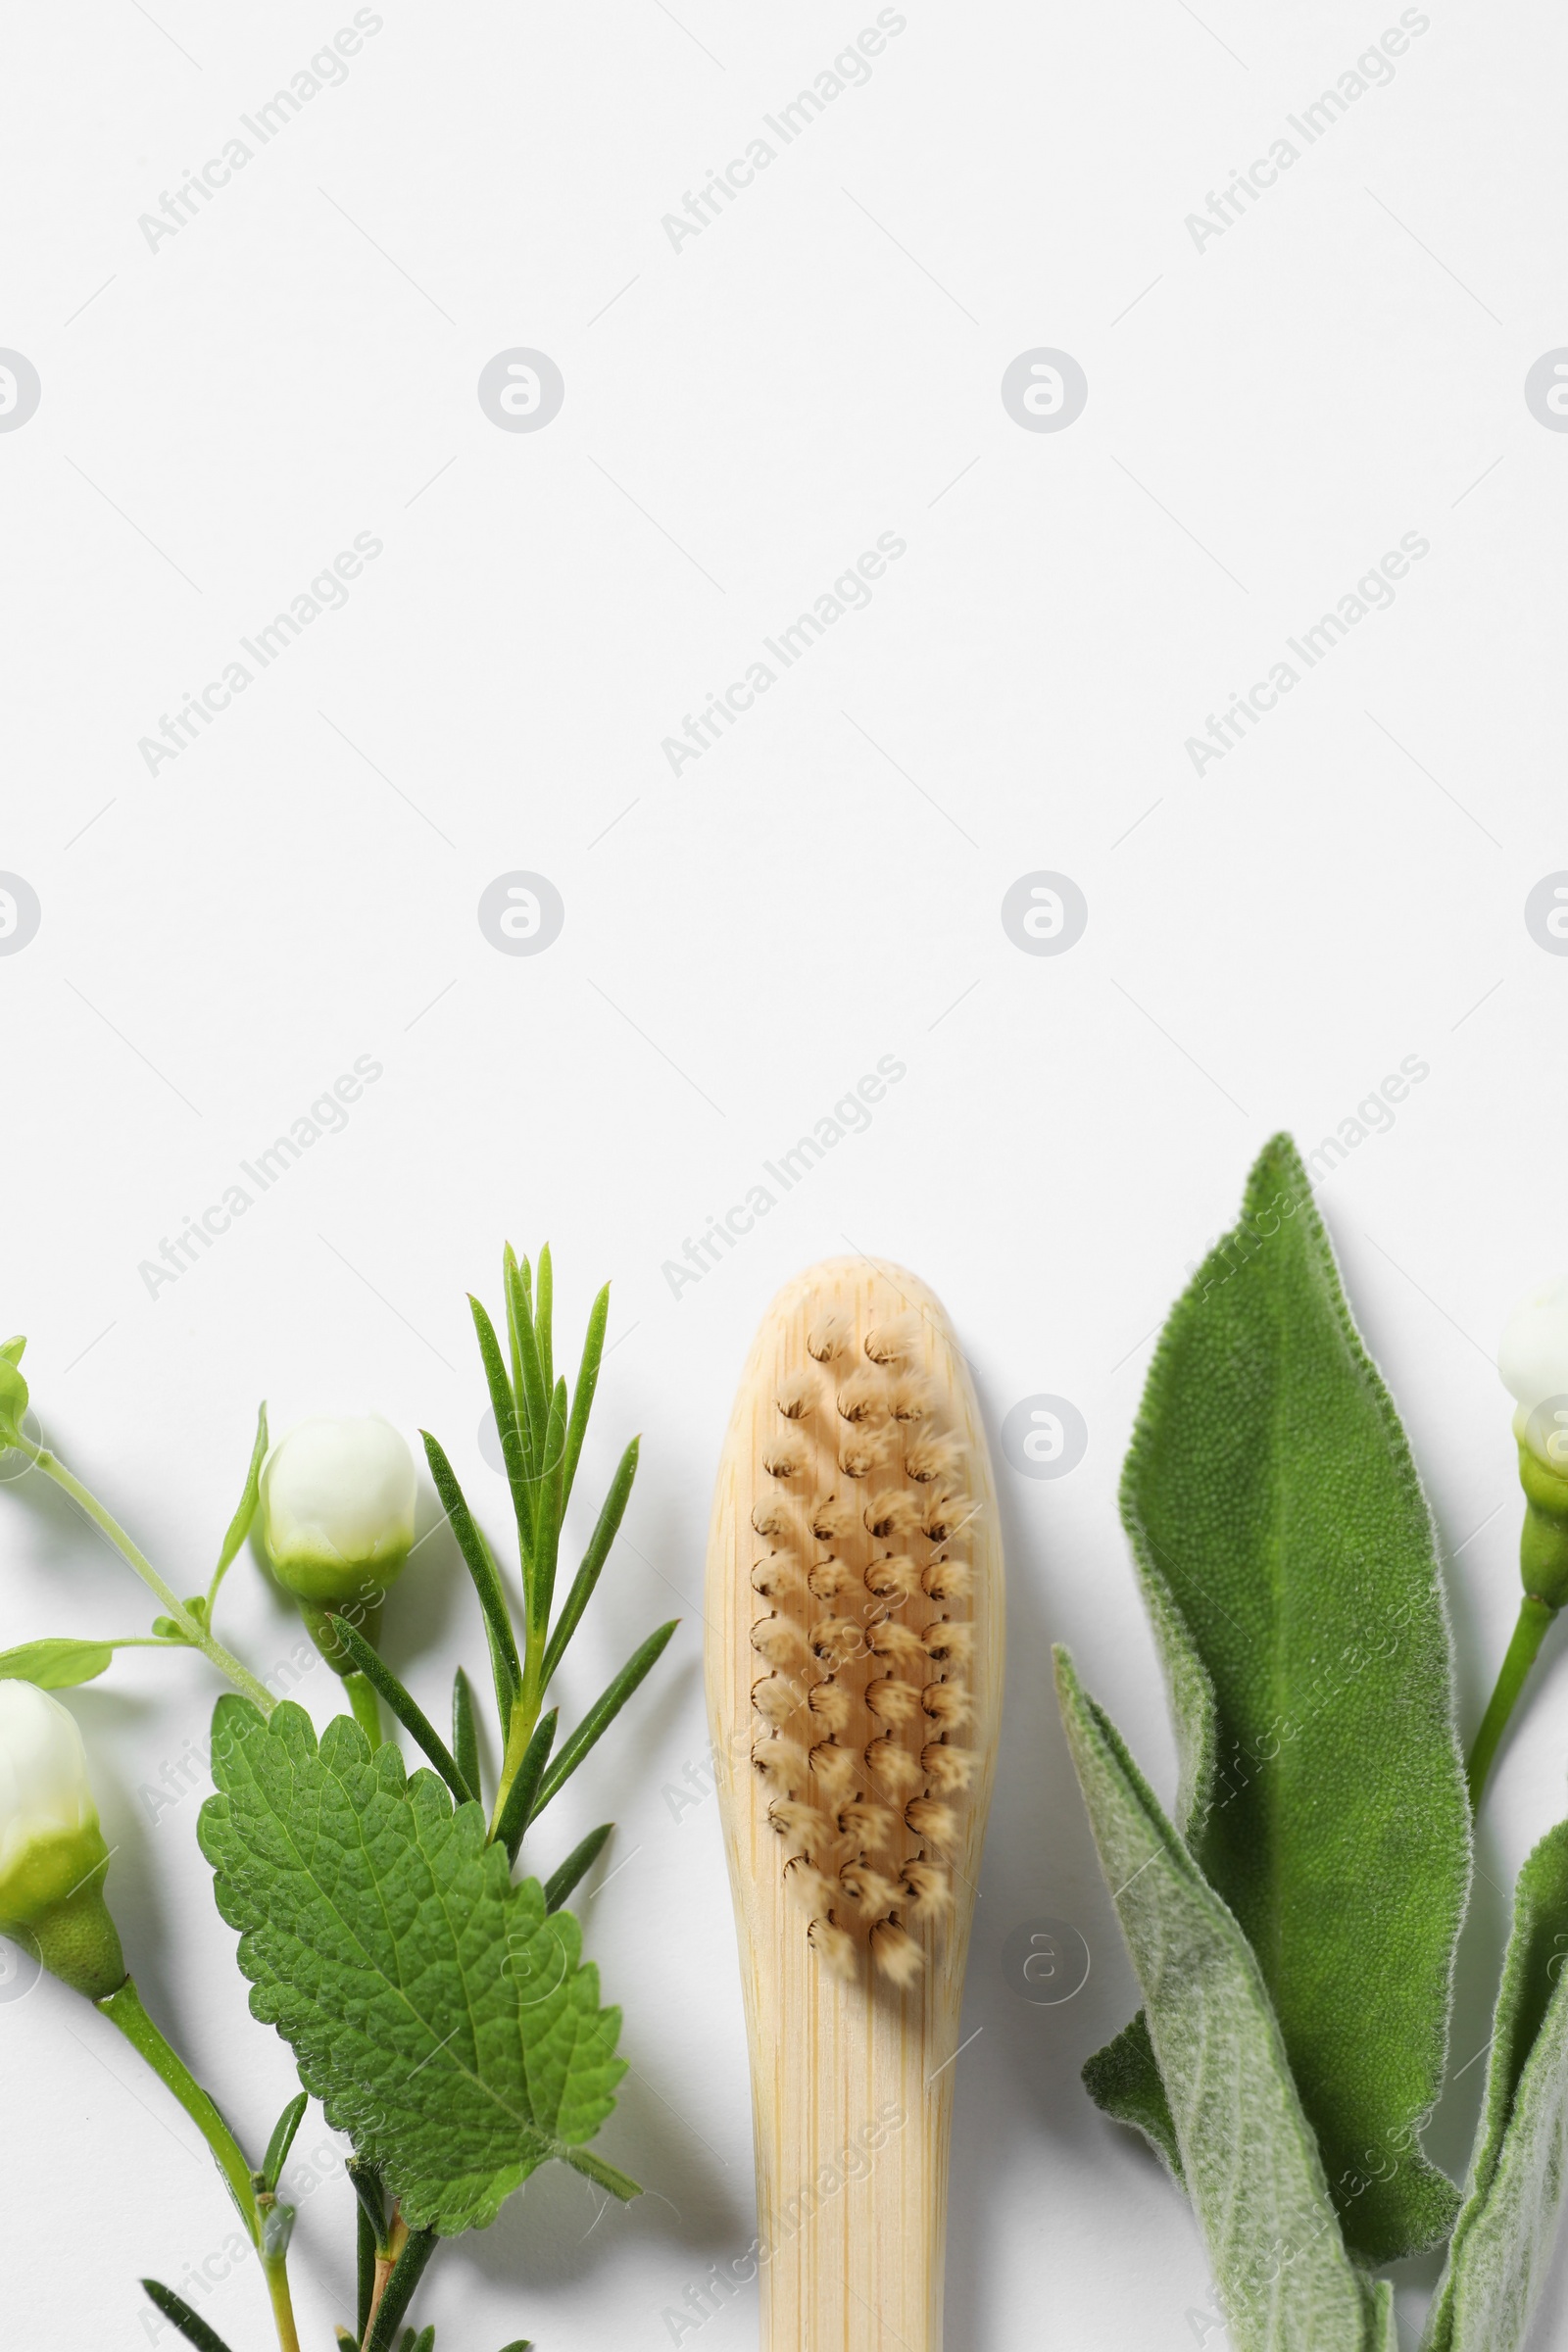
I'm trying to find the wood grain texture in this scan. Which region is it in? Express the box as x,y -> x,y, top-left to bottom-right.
705,1257 -> 1004,2352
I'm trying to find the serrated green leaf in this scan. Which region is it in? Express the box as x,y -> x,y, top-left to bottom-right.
1056,1650 -> 1384,2352
1422,1819 -> 1568,2351
1086,1133 -> 1469,2265
199,1698 -> 633,2235
0,1638 -> 115,1689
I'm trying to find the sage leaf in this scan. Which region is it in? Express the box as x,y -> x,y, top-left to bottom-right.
1087,1133 -> 1469,2264
199,1698 -> 636,2234
1056,1650 -> 1386,2352
0,1637 -> 114,1689
1422,1820 -> 1568,2352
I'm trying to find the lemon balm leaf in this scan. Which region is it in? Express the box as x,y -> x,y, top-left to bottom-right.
199,1698 -> 636,2235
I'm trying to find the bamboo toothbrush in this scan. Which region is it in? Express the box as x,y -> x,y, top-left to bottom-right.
706,1256 -> 1004,2352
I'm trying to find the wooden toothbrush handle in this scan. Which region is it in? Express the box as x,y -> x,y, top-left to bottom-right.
718,1740 -> 975,2352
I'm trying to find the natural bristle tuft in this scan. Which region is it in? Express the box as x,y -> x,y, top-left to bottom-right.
864,1316 -> 919,1366
808,1555 -> 857,1603
863,1490 -> 922,1541
869,1918 -> 925,1984
922,1682 -> 974,1732
835,1370 -> 887,1425
838,1434 -> 888,1480
841,1861 -> 901,1918
763,1435 -> 808,1480
888,1375 -> 934,1422
905,1797 -> 957,1847
808,1916 -> 858,1978
900,1858 -> 952,1921
810,1618 -> 866,1669
722,1267 -> 984,1986
807,1316 -> 847,1362
923,1556 -> 971,1602
922,1742 -> 977,1793
771,1797 -> 833,1852
808,1680 -> 854,1734
754,1674 -> 803,1725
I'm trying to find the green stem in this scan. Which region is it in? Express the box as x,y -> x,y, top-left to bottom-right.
346,1671 -> 383,1747
97,1979 -> 260,2241
20,1441 -> 273,1711
490,1690 -> 540,1840
364,2227 -> 437,2352
1467,1593 -> 1557,1809
262,2242 -> 302,2352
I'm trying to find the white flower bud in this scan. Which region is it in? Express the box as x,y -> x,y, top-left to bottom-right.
259,1415 -> 417,1603
0,1681 -> 123,1996
1499,1277 -> 1568,1468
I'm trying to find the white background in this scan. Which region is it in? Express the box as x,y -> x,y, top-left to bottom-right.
2,2 -> 1567,2346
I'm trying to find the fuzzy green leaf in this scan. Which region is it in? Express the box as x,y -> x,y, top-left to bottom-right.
1422,1819 -> 1568,2351
0,1638 -> 115,1689
1056,1650 -> 1386,2352
1086,1133 -> 1469,2265
199,1698 -> 635,2235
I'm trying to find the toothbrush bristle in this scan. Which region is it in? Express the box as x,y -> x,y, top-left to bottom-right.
753,1673 -> 803,1725
922,1741 -> 978,1793
776,1374 -> 816,1420
864,1555 -> 924,1607
923,1619 -> 973,1666
807,1316 -> 847,1362
841,1860 -> 901,1918
863,1317 -> 919,1367
808,1916 -> 858,1978
807,1555 -> 858,1603
763,1434 -> 808,1480
905,1797 -> 958,1847
744,1293 -> 978,1984
869,1918 -> 925,1984
808,1680 -> 855,1734
900,1858 -> 951,1921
